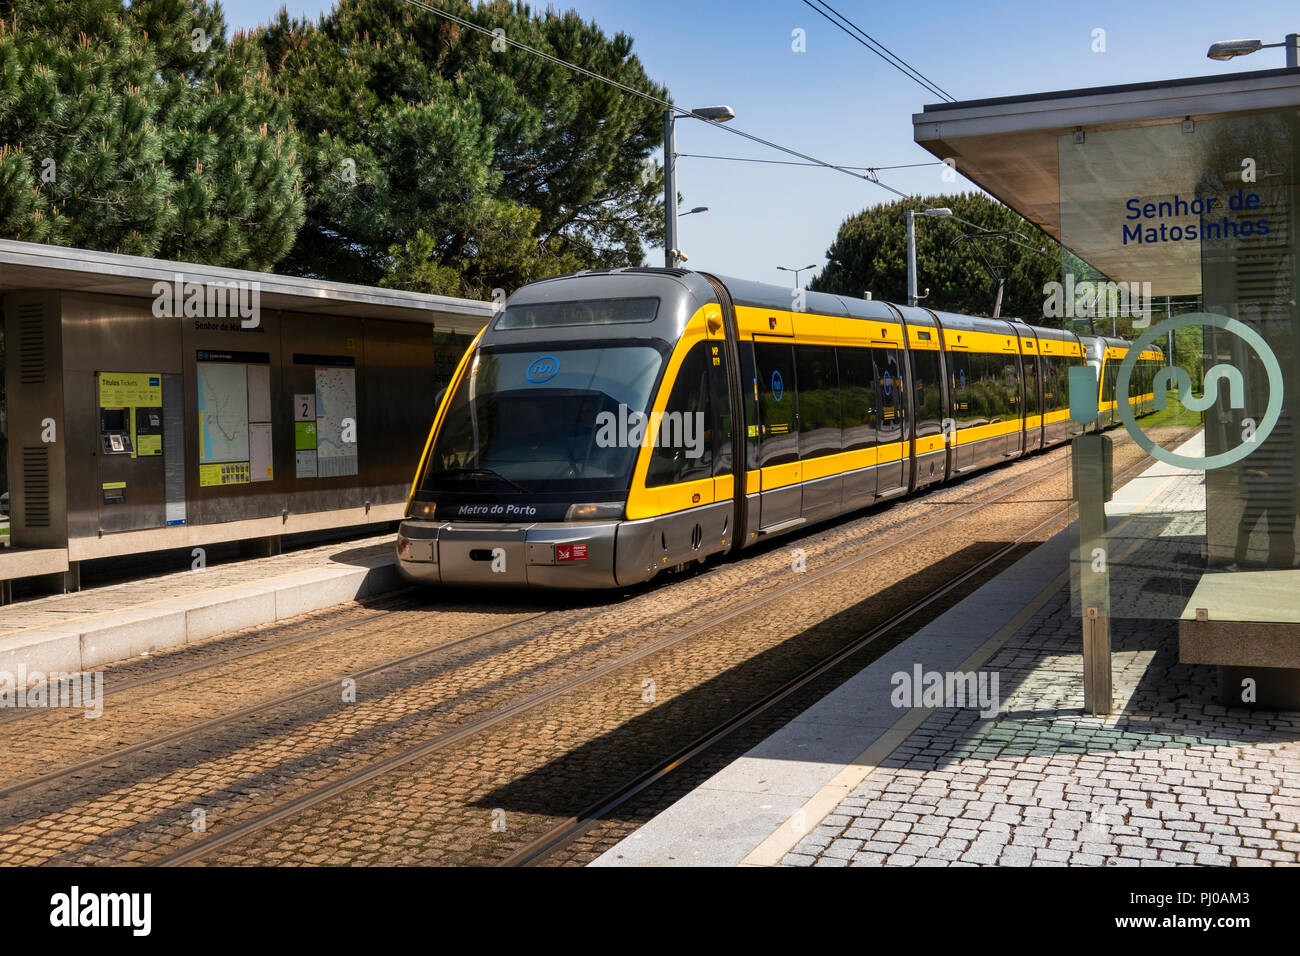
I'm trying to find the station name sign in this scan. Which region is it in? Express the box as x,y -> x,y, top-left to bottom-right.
1122,189 -> 1270,245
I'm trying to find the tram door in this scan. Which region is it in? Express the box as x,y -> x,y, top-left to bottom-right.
873,347 -> 907,496
753,341 -> 801,529
1004,352 -> 1026,458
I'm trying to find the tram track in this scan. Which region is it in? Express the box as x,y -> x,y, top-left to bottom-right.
0,609 -> 547,801
0,434 -> 1071,788
0,446 -> 1060,739
0,604 -> 405,730
506,428 -> 1201,866
149,426 -> 1196,867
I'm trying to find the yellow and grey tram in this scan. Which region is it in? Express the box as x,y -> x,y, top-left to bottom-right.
397,269 -> 1160,589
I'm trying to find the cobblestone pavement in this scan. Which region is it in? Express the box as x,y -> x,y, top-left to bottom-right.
0,427 -> 1199,866
781,584 -> 1300,867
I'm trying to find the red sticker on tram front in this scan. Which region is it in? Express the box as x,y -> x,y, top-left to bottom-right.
556,543 -> 588,563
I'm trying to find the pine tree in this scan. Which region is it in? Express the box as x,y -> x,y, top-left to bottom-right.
0,0 -> 303,270
810,193 -> 1067,323
259,0 -> 667,297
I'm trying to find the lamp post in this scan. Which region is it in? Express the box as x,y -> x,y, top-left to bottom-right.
1207,34 -> 1299,67
665,105 -> 735,267
906,207 -> 953,307
777,264 -> 817,288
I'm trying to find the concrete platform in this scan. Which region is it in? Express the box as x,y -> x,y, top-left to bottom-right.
0,533 -> 400,679
590,433 -> 1287,868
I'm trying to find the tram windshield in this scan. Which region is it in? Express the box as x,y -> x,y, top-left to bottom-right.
421,343 -> 666,493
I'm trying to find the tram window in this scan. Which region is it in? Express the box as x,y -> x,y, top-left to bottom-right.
838,346 -> 877,451
874,347 -> 905,446
1023,356 -> 1040,417
1045,356 -> 1070,412
496,297 -> 659,329
795,346 -> 841,459
966,352 -> 1015,420
1101,358 -> 1118,404
1005,356 -> 1024,418
646,343 -> 714,487
738,342 -> 760,472
1065,355 -> 1080,410
755,342 -> 799,466
708,345 -> 733,477
910,350 -> 944,438
947,351 -> 976,424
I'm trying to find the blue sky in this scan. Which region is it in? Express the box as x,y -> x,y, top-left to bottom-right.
221,0 -> 1299,286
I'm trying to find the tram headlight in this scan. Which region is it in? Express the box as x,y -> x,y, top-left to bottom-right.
564,501 -> 625,521
408,501 -> 437,519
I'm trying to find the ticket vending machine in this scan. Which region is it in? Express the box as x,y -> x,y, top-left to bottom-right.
95,372 -> 168,533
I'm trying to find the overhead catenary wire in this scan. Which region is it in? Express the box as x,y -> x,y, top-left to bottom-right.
677,153 -> 942,173
398,0 -> 1054,260
800,0 -> 956,103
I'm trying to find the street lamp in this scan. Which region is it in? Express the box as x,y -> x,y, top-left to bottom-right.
1207,34 -> 1299,67
907,207 -> 953,307
665,105 -> 735,267
680,206 -> 709,216
777,264 -> 817,288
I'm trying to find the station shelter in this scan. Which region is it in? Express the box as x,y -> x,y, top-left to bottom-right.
914,65 -> 1300,706
0,240 -> 492,595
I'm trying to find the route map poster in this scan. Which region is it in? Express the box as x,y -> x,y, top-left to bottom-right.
314,367 -> 358,478
293,362 -> 358,479
196,351 -> 273,487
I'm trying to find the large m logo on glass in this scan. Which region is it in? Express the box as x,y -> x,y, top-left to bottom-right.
1152,364 -> 1244,413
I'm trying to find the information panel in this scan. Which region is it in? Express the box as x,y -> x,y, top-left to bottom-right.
97,371 -> 163,459
196,350 -> 273,487
292,355 -> 358,479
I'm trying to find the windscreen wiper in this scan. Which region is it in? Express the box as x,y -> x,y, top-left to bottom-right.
438,467 -> 531,494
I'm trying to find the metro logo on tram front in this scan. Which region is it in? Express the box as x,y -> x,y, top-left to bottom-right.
525,355 -> 560,383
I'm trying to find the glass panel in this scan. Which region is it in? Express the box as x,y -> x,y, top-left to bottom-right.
496,297 -> 659,330
755,342 -> 798,466
948,351 -> 976,426
646,342 -> 714,487
911,350 -> 944,438
707,344 -> 733,478
838,346 -> 877,451
1024,354 -> 1040,417
1058,110 -> 1299,631
795,345 -> 841,459
873,347 -> 905,445
738,342 -> 760,472
423,344 -> 663,493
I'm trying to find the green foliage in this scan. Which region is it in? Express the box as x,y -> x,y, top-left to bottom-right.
809,192 -> 1065,323
0,0 -> 303,269
258,0 -> 667,298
